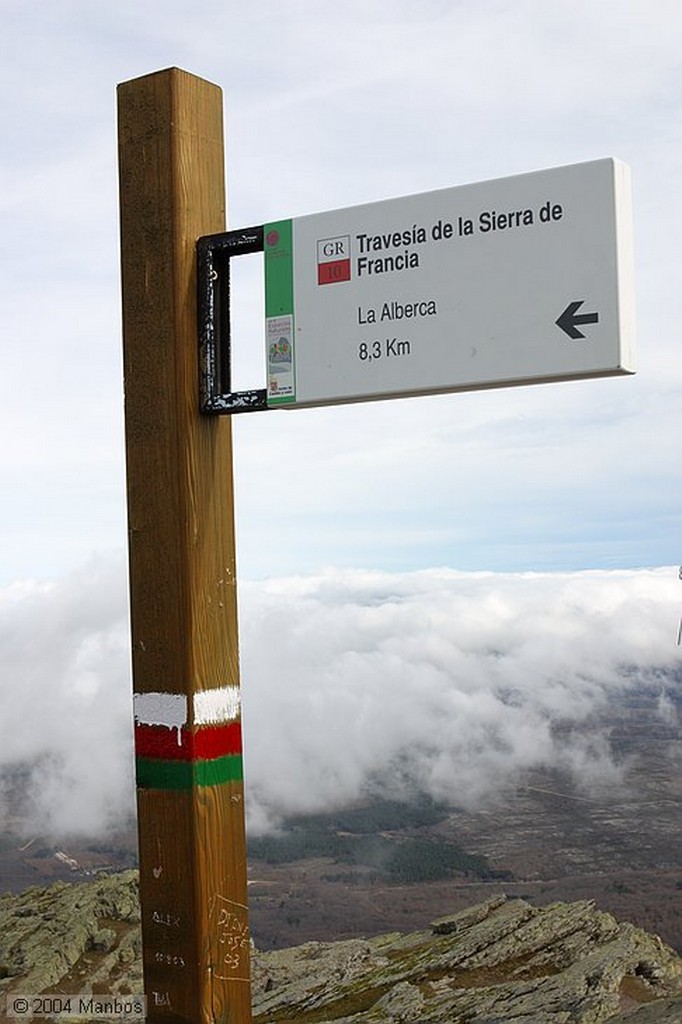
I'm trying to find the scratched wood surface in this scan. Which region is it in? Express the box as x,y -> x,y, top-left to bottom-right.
118,68 -> 251,1024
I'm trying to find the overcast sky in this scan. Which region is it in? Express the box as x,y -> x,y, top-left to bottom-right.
1,0 -> 681,582
1,2 -> 681,837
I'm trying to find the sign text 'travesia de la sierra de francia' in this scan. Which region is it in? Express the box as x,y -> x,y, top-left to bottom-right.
262,158 -> 635,408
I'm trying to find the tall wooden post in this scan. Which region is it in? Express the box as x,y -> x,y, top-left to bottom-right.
117,69 -> 251,1024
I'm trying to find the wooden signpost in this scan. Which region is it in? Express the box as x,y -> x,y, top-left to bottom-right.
118,69 -> 251,1023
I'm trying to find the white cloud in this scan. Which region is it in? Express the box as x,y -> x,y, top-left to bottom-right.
0,560 -> 134,834
5,561 -> 675,839
4,559 -> 676,838
239,565 -> 681,831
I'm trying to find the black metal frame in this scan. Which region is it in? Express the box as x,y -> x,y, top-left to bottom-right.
196,226 -> 267,414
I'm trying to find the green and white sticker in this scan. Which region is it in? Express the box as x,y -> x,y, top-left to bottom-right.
264,220 -> 296,405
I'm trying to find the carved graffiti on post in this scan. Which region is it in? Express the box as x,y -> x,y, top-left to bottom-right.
209,895 -> 250,981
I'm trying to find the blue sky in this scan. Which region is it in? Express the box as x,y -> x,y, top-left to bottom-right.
1,0 -> 681,583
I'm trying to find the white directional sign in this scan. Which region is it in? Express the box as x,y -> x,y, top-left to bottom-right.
263,158 -> 635,408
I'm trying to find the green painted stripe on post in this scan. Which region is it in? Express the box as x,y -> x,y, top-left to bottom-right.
194,755 -> 243,787
135,754 -> 243,791
264,220 -> 294,317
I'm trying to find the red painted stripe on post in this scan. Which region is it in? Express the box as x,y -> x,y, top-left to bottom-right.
134,722 -> 242,761
194,722 -> 242,759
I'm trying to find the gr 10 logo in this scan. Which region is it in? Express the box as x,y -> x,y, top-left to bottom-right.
317,235 -> 351,285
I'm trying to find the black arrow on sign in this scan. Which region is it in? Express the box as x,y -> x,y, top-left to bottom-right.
556,300 -> 599,339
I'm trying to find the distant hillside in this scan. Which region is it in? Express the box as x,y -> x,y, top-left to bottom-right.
1,872 -> 682,1023
248,797 -> 512,884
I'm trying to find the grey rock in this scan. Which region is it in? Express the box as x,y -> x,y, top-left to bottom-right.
372,980 -> 425,1021
250,894 -> 682,1023
432,894 -> 508,935
608,998 -> 682,1023
0,870 -> 140,996
89,928 -> 117,953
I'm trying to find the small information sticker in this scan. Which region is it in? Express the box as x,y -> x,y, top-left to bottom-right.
267,315 -> 295,400
263,158 -> 635,409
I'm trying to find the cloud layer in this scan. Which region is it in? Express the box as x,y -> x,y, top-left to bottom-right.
0,559 -> 678,838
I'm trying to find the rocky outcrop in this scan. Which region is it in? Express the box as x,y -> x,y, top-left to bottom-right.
1,874 -> 681,1022
250,895 -> 682,1023
0,871 -> 141,999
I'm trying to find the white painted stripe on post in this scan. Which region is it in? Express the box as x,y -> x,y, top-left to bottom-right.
133,693 -> 188,744
194,685 -> 241,725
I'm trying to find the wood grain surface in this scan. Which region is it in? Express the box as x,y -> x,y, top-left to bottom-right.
118,67 -> 251,1024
